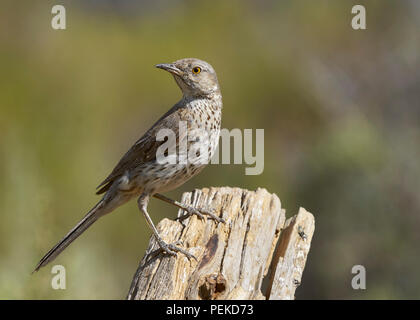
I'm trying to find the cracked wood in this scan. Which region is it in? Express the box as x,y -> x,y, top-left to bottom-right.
127,187 -> 314,300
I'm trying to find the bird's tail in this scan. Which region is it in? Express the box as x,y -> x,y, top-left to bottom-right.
33,199 -> 107,273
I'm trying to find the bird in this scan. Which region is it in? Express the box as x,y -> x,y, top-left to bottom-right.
33,58 -> 224,272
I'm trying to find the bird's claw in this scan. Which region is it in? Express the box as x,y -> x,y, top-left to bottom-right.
157,239 -> 197,261
176,205 -> 225,223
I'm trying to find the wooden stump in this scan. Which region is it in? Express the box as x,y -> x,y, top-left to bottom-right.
127,187 -> 314,300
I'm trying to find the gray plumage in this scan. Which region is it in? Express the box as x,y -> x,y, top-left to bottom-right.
34,58 -> 223,272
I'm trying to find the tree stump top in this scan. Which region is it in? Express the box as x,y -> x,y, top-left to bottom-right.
127,187 -> 314,300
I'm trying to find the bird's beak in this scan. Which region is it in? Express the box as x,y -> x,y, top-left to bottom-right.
155,63 -> 182,76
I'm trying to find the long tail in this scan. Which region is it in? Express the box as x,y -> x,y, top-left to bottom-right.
33,200 -> 106,273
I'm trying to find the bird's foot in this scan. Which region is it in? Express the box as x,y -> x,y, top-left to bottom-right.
176,205 -> 225,223
156,238 -> 197,261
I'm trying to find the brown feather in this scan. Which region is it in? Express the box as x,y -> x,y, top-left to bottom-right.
96,103 -> 185,192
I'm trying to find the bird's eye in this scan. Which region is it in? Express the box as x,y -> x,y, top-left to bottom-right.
192,66 -> 201,74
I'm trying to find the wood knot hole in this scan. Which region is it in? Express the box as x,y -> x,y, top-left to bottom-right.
198,273 -> 226,300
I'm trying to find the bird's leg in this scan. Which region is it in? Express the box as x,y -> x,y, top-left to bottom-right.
153,193 -> 225,223
137,194 -> 196,261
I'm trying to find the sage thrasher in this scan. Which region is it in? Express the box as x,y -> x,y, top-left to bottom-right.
34,58 -> 223,272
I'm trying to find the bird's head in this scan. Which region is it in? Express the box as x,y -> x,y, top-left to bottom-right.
156,58 -> 220,98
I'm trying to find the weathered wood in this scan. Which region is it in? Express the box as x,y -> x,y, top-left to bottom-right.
127,187 -> 314,300
265,207 -> 315,300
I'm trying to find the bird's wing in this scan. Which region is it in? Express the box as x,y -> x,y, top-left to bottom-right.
96,105 -> 186,194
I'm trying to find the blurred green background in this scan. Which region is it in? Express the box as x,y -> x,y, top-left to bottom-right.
1,0 -> 419,299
